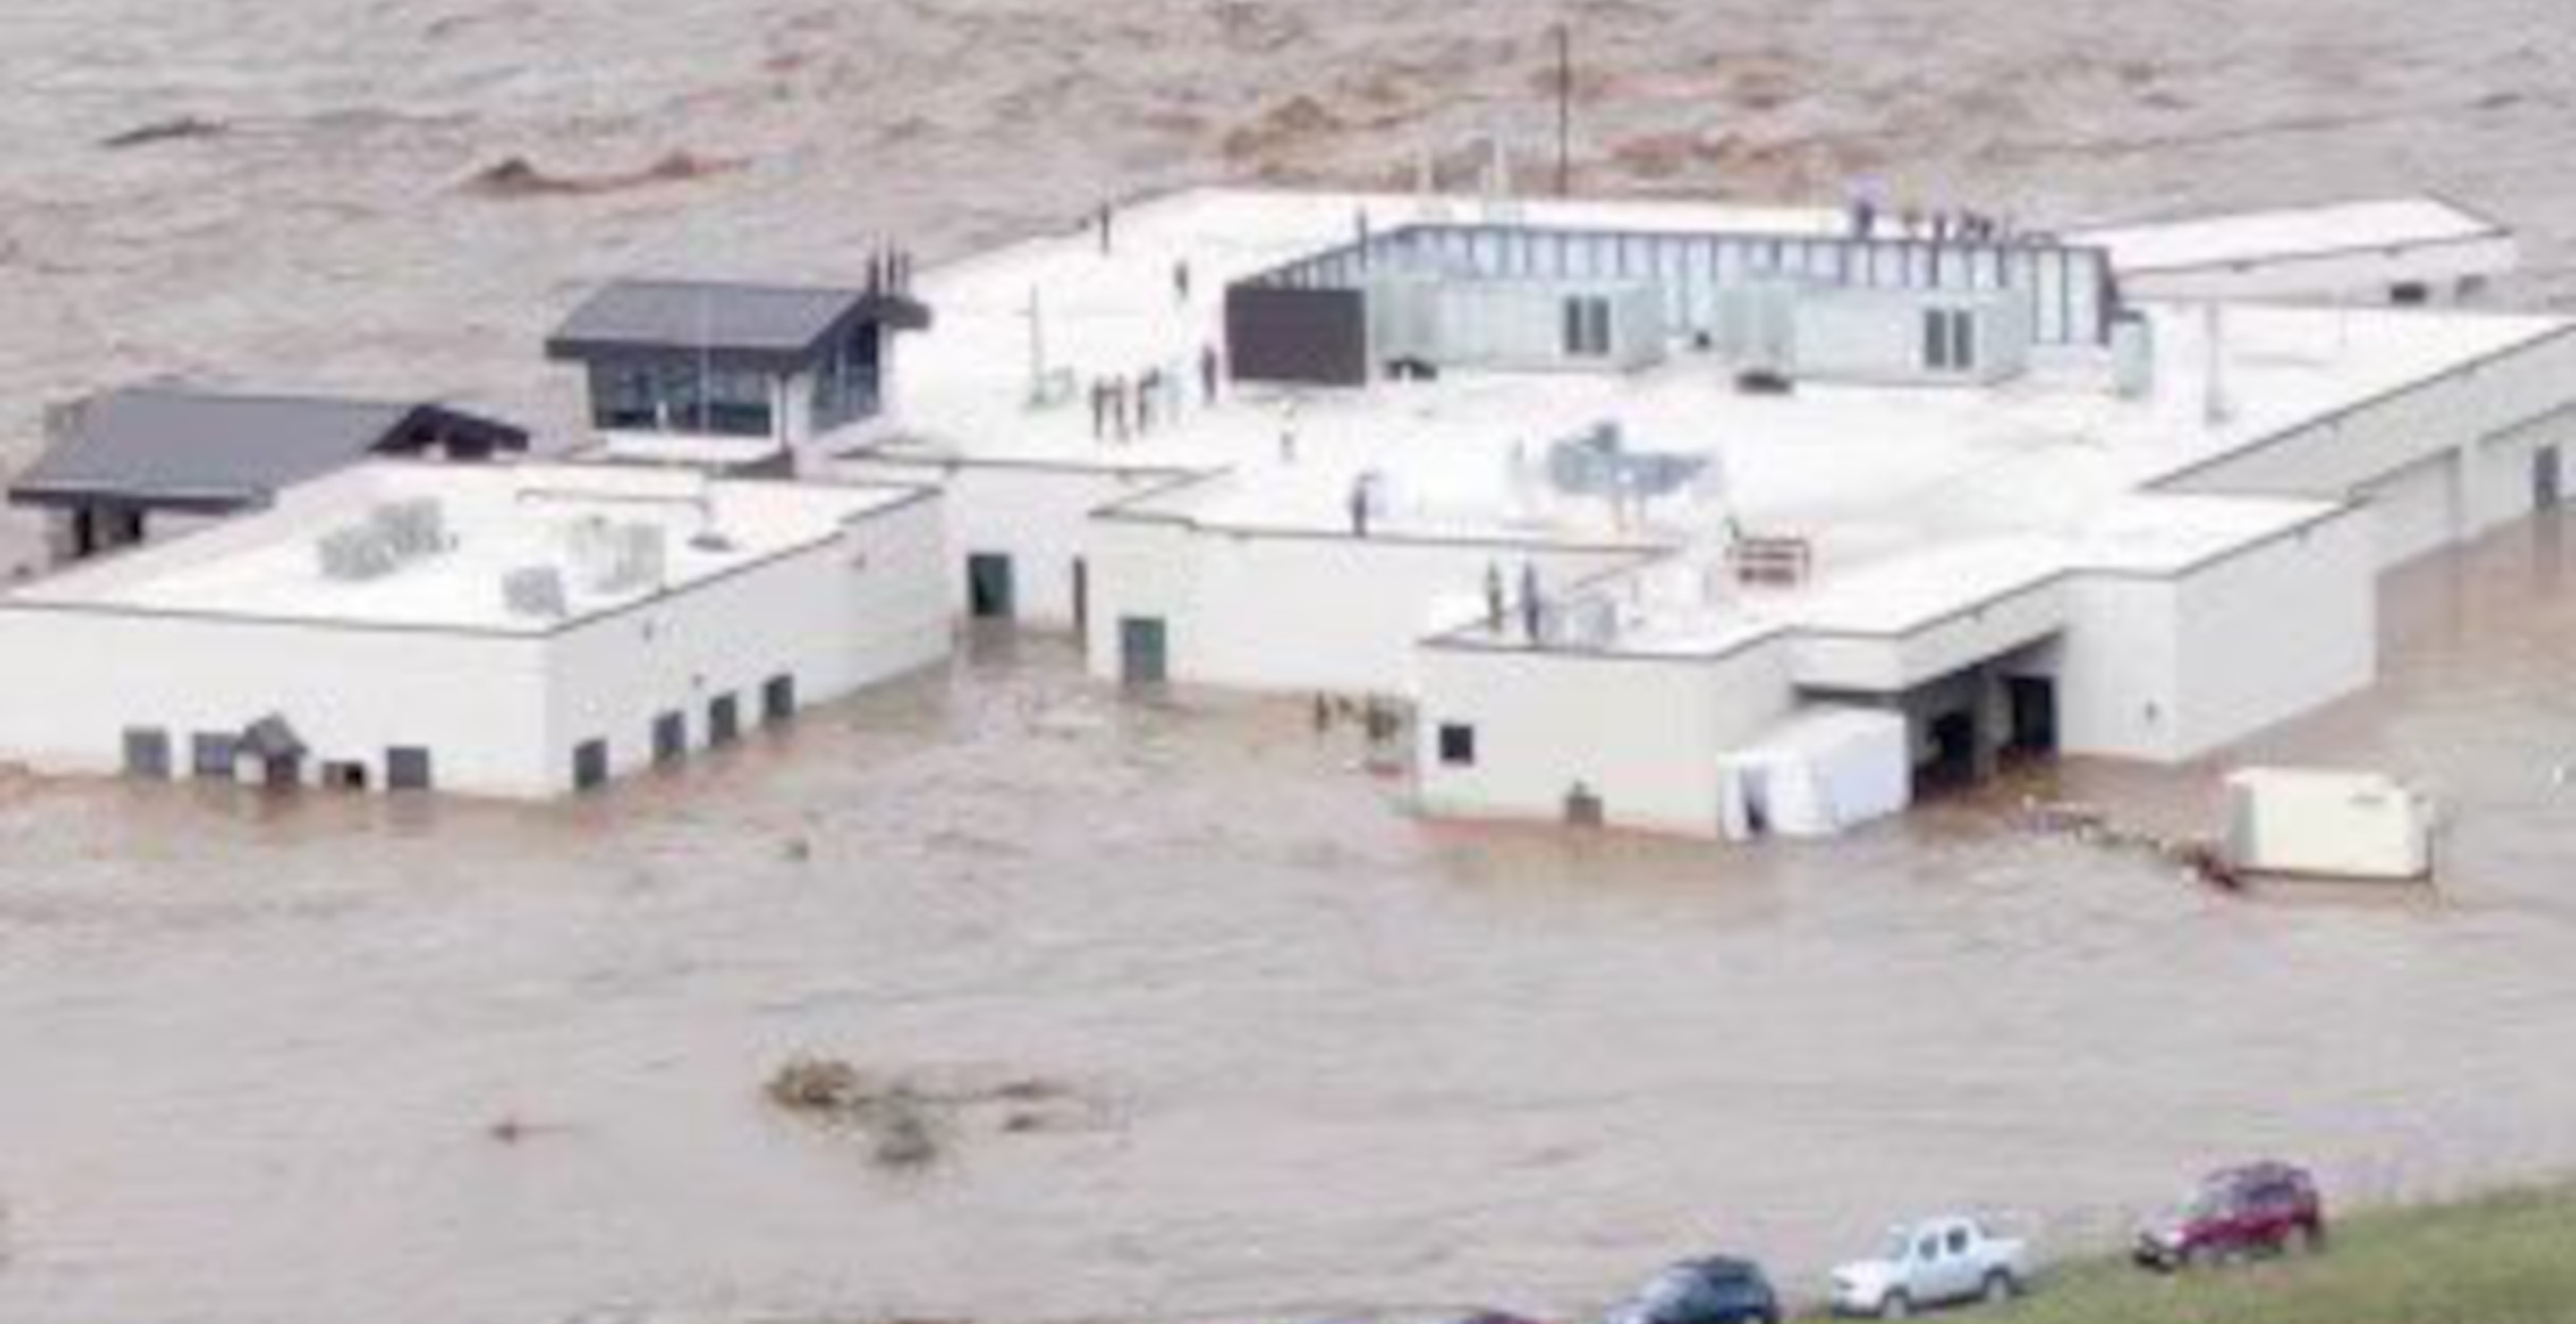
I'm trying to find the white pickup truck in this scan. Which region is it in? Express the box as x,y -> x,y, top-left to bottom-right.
1829,1216 -> 2030,1318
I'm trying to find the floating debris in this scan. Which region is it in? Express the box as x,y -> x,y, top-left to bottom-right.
463,150 -> 747,200
764,1057 -> 1093,1170
99,115 -> 228,150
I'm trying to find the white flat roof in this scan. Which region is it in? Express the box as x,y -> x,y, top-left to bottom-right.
2072,197 -> 2508,275
860,186 -> 2563,645
6,462 -> 925,634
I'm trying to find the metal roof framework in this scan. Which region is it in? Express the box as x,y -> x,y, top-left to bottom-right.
543,279 -> 933,373
7,388 -> 530,514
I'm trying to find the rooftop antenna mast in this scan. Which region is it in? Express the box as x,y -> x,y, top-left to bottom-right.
2201,302 -> 2233,427
1553,22 -> 1573,198
1024,283 -> 1049,406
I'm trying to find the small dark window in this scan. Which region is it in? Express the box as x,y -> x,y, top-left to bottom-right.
1437,723 -> 1477,767
1925,310 -> 1977,372
652,711 -> 687,766
191,733 -> 239,780
1946,1228 -> 1970,1254
708,694 -> 741,747
386,747 -> 434,792
123,727 -> 172,780
1563,295 -> 1614,358
572,739 -> 611,792
761,675 -> 797,726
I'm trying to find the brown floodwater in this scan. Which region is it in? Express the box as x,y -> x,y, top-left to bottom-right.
2,521 -> 2572,1324
7,0 -> 2576,1318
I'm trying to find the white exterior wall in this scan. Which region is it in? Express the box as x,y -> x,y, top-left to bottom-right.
2048,574 -> 2185,760
1372,279 -> 1665,374
839,458 -> 1185,629
0,490 -> 949,799
2358,453 -> 2463,568
539,492 -> 949,790
1790,290 -> 2032,386
0,608 -> 555,793
1789,579 -> 2068,693
2165,509 -> 2377,760
2050,509 -> 2375,762
2115,233 -> 2518,304
1083,514 -> 1651,695
1413,636 -> 1796,836
2466,406 -> 2576,537
2163,321 -> 2576,567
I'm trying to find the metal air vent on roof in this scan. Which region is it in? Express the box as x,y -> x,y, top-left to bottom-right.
502,566 -> 570,620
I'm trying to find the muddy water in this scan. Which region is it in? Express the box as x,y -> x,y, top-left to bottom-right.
4,523 -> 2574,1324
7,0 -> 2576,1320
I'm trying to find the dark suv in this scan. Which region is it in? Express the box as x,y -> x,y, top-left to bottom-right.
1606,1258 -> 1783,1324
2133,1162 -> 2326,1269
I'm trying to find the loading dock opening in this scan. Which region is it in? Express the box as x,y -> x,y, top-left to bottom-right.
386,747 -> 433,792
2004,675 -> 2059,760
572,739 -> 610,792
1119,616 -> 1168,685
122,728 -> 170,780
652,712 -> 687,766
1921,709 -> 1981,793
968,552 -> 1017,620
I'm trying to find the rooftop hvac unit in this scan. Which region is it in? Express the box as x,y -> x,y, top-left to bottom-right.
502,565 -> 571,620
316,524 -> 400,581
1551,593 -> 1621,650
316,498 -> 450,582
370,498 -> 449,559
565,517 -> 669,595
1545,420 -> 1710,502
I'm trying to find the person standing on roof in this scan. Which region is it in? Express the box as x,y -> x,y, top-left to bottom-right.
1520,562 -> 1543,641
1484,562 -> 1506,631
1200,343 -> 1224,406
1173,259 -> 1193,305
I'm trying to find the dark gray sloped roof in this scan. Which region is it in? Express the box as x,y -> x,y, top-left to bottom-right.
6,387 -> 530,513
543,279 -> 933,370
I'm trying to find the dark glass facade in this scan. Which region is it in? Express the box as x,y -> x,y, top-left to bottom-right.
589,356 -> 777,438
810,326 -> 884,433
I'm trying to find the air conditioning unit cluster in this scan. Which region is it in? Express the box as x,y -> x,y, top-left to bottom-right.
563,516 -> 668,595
316,498 -> 451,581
501,565 -> 571,620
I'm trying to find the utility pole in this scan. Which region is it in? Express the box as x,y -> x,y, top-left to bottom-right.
1554,23 -> 1573,198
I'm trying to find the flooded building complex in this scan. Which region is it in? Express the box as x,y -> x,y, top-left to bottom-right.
0,461 -> 945,796
850,188 -> 2576,839
0,188 -> 2568,828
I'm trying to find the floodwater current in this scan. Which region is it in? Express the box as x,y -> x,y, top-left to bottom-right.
2,522 -> 2573,1324
5,0 -> 2576,1318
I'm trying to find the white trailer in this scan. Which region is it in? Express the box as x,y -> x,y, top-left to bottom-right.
2222,767 -> 2437,881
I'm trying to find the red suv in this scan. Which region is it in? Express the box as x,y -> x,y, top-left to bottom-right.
2133,1162 -> 2326,1269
